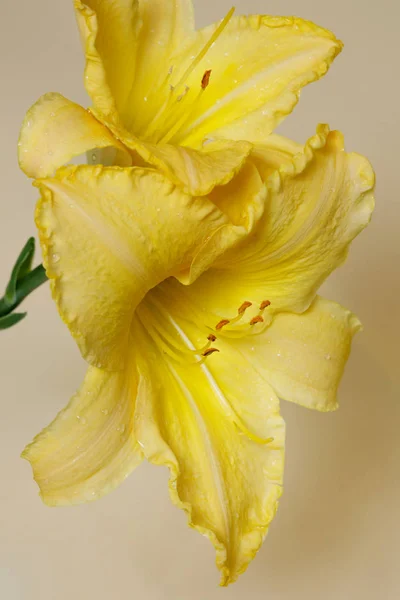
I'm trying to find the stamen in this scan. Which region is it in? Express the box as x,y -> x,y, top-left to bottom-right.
260,300 -> 271,310
201,69 -> 212,90
248,300 -> 271,326
239,301 -> 253,314
141,295 -> 222,364
234,424 -> 275,446
202,348 -> 220,357
216,319 -> 231,330
177,85 -> 190,102
138,8 -> 235,142
141,89 -> 176,139
250,315 -> 264,326
215,300 -> 253,331
172,7 -> 235,92
190,333 -> 218,355
157,88 -> 203,144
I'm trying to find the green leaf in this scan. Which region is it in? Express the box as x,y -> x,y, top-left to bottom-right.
0,312 -> 27,330
4,237 -> 36,305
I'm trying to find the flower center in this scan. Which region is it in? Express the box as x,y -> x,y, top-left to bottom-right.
136,293 -> 219,366
139,7 -> 235,145
135,288 -> 275,447
136,287 -> 272,370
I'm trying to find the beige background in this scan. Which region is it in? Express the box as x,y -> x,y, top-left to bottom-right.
1,0 -> 398,598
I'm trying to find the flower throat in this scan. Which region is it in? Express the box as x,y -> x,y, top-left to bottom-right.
139,7 -> 236,145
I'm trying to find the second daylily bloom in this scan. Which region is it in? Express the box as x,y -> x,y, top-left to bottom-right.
19,0 -> 343,194
18,0 -> 375,586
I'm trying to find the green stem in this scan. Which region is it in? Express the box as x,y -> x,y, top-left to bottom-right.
0,264 -> 48,317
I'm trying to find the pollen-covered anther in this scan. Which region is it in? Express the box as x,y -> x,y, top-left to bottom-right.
201,69 -> 212,90
260,300 -> 271,310
250,315 -> 264,326
238,301 -> 253,314
191,333 -> 219,356
216,319 -> 230,330
202,348 -> 220,357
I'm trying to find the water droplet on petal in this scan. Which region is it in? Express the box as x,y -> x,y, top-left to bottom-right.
101,408 -> 109,415
325,354 -> 331,361
52,253 -> 60,263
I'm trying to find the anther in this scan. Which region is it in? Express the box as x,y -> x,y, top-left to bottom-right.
201,70 -> 212,90
260,300 -> 271,310
216,319 -> 230,330
208,333 -> 217,342
238,301 -> 252,314
177,85 -> 190,102
250,315 -> 264,326
202,348 -> 220,357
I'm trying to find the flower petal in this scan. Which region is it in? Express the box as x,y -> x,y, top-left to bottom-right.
176,126 -> 375,324
74,0 -> 141,121
233,296 -> 362,411
125,0 -> 195,131
135,138 -> 253,196
166,15 -> 342,146
91,114 -> 253,196
18,93 -> 131,179
36,166 -> 245,369
74,0 -> 195,127
133,293 -> 284,585
22,363 -> 142,506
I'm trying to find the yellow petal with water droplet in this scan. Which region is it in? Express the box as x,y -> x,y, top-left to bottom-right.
166,15 -> 343,146
233,296 -> 362,412
178,125 -> 375,324
22,361 -> 142,506
132,298 -> 284,586
18,92 -> 131,179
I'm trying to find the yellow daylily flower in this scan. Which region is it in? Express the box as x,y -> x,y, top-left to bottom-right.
18,0 -> 375,586
21,140 -> 374,586
18,0 -> 343,194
